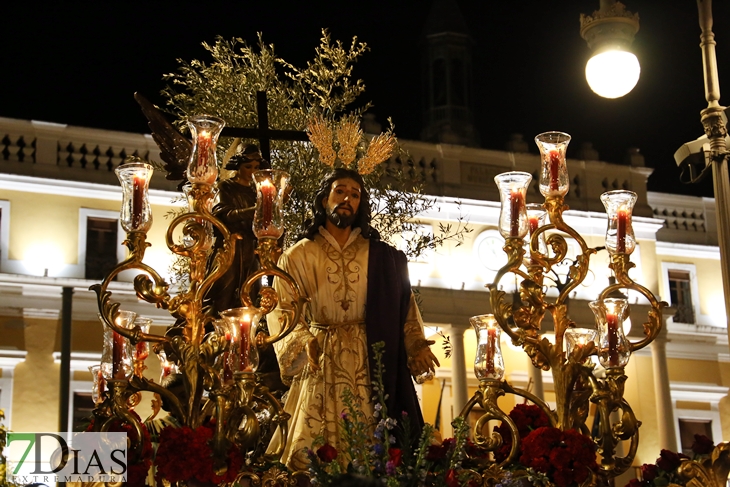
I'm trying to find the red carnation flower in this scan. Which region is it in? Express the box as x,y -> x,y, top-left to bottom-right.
549,446 -> 572,469
317,443 -> 338,463
691,434 -> 714,455
553,468 -> 575,487
641,463 -> 659,481
445,469 -> 460,487
657,449 -> 682,472
388,448 -> 402,467
426,438 -> 453,462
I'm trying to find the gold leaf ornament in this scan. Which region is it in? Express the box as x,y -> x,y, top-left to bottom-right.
336,120 -> 362,167
358,132 -> 396,175
306,116 -> 337,167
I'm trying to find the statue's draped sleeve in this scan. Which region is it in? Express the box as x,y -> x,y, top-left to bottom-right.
267,249 -> 313,381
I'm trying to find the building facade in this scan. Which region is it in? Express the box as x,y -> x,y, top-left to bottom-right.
0,116 -> 728,481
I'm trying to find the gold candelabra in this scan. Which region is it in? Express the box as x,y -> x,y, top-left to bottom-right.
88,115 -> 308,482
459,131 -> 667,484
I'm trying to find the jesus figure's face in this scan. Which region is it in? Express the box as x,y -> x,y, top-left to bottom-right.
324,177 -> 361,229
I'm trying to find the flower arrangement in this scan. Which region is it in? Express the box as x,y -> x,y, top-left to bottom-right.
493,403 -> 551,463
518,427 -> 597,487
492,404 -> 597,487
306,342 -> 476,487
154,421 -> 244,486
84,411 -> 153,486
625,435 -> 714,487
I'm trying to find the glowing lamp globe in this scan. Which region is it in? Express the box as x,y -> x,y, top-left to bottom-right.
585,49 -> 640,98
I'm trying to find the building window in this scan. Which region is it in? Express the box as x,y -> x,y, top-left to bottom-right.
85,217 -> 118,280
678,419 -> 712,456
661,262 -> 701,326
668,269 -> 695,324
78,208 -> 125,281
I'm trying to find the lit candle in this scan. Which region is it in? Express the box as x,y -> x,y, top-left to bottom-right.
509,189 -> 525,237
606,311 -> 620,367
260,179 -> 275,230
616,208 -> 628,253
239,314 -> 252,372
197,130 -> 211,170
112,330 -> 125,379
485,326 -> 497,375
131,172 -> 145,229
548,150 -> 561,192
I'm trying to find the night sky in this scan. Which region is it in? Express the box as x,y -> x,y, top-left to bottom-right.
2,1 -> 729,197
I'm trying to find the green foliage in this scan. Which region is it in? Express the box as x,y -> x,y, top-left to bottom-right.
161,30 -> 470,254
0,410 -> 20,487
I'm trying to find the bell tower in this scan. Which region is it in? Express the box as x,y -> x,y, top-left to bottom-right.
421,0 -> 477,146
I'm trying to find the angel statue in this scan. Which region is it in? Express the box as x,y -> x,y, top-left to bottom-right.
204,142 -> 264,314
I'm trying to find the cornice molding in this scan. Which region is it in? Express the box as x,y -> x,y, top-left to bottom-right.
655,241 -> 721,260
0,173 -> 182,206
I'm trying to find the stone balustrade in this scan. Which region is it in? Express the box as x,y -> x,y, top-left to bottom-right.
0,116 -> 177,191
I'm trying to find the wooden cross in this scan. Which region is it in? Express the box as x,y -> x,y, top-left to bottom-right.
220,91 -> 309,164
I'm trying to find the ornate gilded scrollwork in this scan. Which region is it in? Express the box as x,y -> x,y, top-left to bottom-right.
461,142 -> 664,485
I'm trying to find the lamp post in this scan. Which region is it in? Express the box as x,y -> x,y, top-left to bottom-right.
582,0 -> 730,344
695,0 -> 730,338
580,0 -> 641,99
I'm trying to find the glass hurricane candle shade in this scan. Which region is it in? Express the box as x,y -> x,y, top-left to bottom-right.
100,310 -> 136,380
564,328 -> 598,363
89,365 -> 106,404
589,298 -> 632,369
470,314 -> 505,381
524,203 -> 548,266
600,190 -> 637,255
132,318 -> 151,362
494,172 -> 532,239
115,162 -> 153,232
535,131 -> 571,197
253,170 -> 290,239
187,115 -> 225,185
219,307 -> 261,373
213,319 -> 235,384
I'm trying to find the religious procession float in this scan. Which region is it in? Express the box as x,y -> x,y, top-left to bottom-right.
2,26 -> 728,487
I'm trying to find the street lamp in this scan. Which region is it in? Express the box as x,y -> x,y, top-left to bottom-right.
581,0 -> 730,341
674,0 -> 730,334
580,0 -> 640,99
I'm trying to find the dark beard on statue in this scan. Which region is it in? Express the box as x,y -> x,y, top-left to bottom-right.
327,208 -> 357,229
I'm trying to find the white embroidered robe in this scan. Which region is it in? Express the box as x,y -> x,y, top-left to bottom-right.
266,227 -> 427,469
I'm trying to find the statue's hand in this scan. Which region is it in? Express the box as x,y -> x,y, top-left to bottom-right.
306,337 -> 321,373
408,340 -> 440,376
